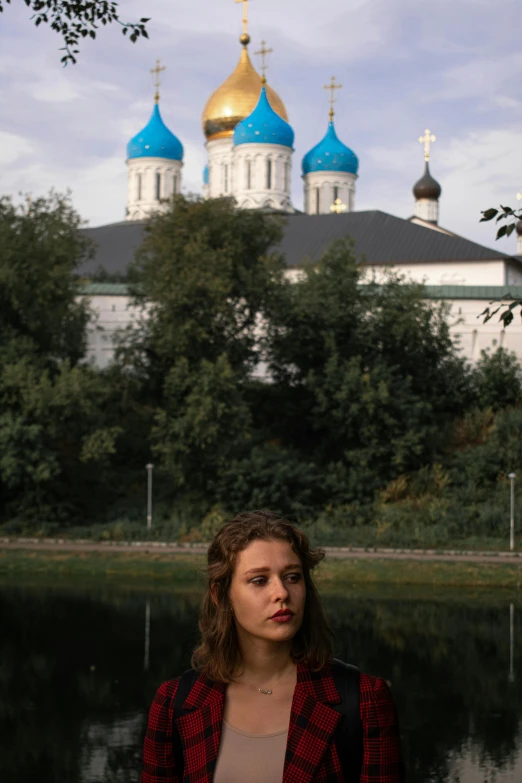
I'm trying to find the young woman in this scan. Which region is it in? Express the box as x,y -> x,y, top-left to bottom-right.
141,510 -> 405,782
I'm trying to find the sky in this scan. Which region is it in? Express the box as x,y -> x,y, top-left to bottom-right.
1,0 -> 522,254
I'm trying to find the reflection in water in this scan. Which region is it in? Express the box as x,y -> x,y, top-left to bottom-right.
143,601 -> 150,673
0,584 -> 520,783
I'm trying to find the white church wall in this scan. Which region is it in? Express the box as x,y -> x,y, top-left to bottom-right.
303,170 -> 357,215
126,157 -> 182,220
234,142 -> 293,212
81,295 -> 138,369
506,262 -> 522,286
79,287 -> 522,372
206,137 -> 234,198
443,297 -> 522,363
368,260 -> 506,287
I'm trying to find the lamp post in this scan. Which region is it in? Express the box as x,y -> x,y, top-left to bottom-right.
508,472 -> 516,552
146,463 -> 154,530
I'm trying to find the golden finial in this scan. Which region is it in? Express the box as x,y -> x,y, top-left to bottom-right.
235,0 -> 251,47
324,76 -> 342,121
255,40 -> 273,85
330,198 -> 347,214
150,59 -> 166,104
418,129 -> 436,162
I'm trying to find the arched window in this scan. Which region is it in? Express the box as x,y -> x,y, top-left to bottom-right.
315,187 -> 320,214
173,174 -> 178,195
224,164 -> 229,194
155,172 -> 161,201
283,162 -> 290,192
136,173 -> 142,201
246,160 -> 252,190
333,186 -> 339,202
266,159 -> 272,190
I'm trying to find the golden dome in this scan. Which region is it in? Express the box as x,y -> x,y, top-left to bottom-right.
202,46 -> 288,141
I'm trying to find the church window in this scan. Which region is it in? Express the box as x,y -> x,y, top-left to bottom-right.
224,164 -> 229,193
137,174 -> 142,201
334,186 -> 339,202
173,174 -> 178,195
266,159 -> 272,190
283,162 -> 290,192
246,160 -> 252,190
315,188 -> 320,214
156,173 -> 161,201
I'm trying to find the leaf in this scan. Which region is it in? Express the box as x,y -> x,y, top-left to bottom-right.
480,208 -> 498,222
500,310 -> 514,327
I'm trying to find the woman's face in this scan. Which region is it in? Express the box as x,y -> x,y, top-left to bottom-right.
228,538 -> 306,644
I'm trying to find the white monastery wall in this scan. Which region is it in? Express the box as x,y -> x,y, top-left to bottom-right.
368,261 -> 506,287
81,289 -> 522,370
443,298 -> 522,363
81,295 -> 138,370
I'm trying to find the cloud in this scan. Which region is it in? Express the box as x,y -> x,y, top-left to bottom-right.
0,0 -> 521,258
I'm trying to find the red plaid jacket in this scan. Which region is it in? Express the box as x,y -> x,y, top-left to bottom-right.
141,660 -> 405,783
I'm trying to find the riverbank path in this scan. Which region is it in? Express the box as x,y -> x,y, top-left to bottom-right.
1,538 -> 521,564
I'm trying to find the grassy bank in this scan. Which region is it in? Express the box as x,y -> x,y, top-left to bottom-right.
0,549 -> 521,589
1,517 -> 519,553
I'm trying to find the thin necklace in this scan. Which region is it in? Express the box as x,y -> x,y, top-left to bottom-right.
240,667 -> 295,696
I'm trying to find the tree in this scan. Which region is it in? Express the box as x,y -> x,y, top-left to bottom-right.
252,240 -> 472,505
0,1 -> 149,65
0,193 -> 122,524
472,347 -> 522,411
117,195 -> 285,500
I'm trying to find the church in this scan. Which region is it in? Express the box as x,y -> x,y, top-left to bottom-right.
78,1 -> 522,368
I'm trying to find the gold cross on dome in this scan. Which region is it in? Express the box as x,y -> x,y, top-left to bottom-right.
418,129 -> 436,162
235,0 -> 251,42
330,198 -> 347,214
150,59 -> 166,103
324,76 -> 343,121
255,40 -> 273,83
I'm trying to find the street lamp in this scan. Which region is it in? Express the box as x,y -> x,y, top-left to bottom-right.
508,472 -> 516,552
146,463 -> 154,530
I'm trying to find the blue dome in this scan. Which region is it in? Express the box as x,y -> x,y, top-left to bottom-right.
233,87 -> 294,148
203,165 -> 209,185
127,103 -> 183,161
302,121 -> 358,175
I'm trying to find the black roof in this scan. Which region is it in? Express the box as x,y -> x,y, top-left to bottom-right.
78,210 -> 514,277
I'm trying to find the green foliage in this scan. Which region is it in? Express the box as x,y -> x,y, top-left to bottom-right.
118,195 -> 285,498
472,347 -> 522,410
263,241 -> 472,501
3,191 -> 522,548
0,193 -> 125,523
0,193 -> 90,365
0,1 -> 149,65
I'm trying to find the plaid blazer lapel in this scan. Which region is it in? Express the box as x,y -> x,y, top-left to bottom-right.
175,674 -> 226,783
283,662 -> 343,783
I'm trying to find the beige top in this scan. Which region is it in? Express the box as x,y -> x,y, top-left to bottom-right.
213,720 -> 288,783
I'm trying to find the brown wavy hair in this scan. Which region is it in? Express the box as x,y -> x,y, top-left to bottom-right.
190,509 -> 334,682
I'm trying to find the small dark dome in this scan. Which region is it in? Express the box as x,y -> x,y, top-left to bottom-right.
413,162 -> 442,201
516,219 -> 522,237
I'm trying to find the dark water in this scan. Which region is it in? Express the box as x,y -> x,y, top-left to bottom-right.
1,584 -> 521,783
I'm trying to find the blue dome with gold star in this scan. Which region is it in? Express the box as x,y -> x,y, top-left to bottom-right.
127,103 -> 184,161
234,86 -> 294,148
302,121 -> 358,175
